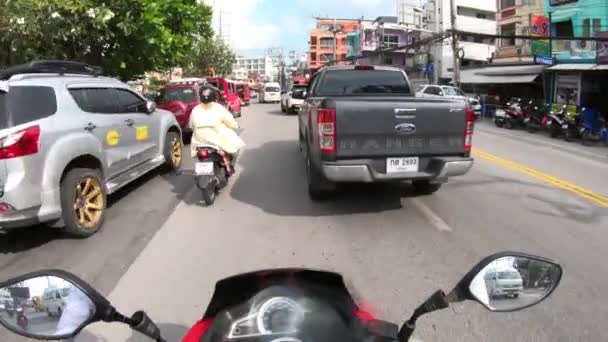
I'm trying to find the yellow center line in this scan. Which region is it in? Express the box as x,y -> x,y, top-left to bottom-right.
472,148 -> 608,208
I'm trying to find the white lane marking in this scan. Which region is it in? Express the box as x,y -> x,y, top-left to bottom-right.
410,198 -> 453,232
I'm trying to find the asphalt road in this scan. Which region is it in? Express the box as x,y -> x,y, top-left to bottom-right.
1,102 -> 607,341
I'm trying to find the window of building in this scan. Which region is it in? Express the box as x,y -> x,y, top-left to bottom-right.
320,54 -> 334,63
501,23 -> 516,46
320,37 -> 335,47
457,6 -> 496,20
382,34 -> 399,48
593,19 -> 601,34
583,19 -> 590,37
500,0 -> 516,9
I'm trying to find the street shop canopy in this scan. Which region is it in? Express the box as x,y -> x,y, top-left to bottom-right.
547,64 -> 606,71
460,65 -> 547,84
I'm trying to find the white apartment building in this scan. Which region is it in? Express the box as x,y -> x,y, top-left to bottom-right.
232,55 -> 281,82
426,0 -> 497,82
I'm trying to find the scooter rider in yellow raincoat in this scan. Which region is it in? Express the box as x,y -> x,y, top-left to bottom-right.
188,87 -> 245,167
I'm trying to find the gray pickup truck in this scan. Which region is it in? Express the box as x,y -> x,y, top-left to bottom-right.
298,65 -> 474,199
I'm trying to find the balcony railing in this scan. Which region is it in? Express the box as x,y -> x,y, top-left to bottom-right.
552,40 -> 596,60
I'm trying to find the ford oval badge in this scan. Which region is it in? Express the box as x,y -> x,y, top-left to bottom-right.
395,123 -> 416,135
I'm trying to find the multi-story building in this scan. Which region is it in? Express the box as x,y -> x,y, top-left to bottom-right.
309,18 -> 361,72
428,0 -> 498,82
398,1 -> 426,28
232,55 -> 281,82
493,0 -> 545,63
354,17 -> 423,69
542,0 -> 608,111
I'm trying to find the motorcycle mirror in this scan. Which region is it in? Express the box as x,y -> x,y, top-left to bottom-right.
0,271 -> 111,340
446,252 -> 562,312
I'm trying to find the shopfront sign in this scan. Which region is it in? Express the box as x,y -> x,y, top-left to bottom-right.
596,32 -> 608,64
535,55 -> 554,65
531,15 -> 551,57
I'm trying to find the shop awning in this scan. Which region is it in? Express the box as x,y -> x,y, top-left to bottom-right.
547,64 -> 596,71
592,64 -> 608,70
460,64 -> 546,84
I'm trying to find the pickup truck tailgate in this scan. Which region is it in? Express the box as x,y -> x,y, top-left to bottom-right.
333,97 -> 466,158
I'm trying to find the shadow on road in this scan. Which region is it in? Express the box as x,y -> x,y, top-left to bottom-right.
230,140 -> 422,216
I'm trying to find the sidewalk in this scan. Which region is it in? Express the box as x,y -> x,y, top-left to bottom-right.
475,119 -> 608,162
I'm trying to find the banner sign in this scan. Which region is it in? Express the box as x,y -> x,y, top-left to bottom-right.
597,32 -> 608,64
531,15 -> 551,57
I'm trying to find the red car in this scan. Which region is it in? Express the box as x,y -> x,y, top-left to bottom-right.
236,83 -> 251,106
207,77 -> 242,117
156,79 -> 207,133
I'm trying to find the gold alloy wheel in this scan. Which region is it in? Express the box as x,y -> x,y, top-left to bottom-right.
73,177 -> 104,230
171,136 -> 182,166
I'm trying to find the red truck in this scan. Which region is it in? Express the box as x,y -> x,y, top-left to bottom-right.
207,77 -> 242,117
155,78 -> 207,134
236,82 -> 251,106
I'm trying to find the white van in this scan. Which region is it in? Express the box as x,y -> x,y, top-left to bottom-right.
43,287 -> 70,316
260,82 -> 281,103
484,266 -> 523,299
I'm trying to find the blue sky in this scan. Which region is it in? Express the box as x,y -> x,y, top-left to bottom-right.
207,0 -> 413,58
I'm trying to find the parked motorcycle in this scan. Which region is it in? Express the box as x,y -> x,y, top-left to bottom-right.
578,107 -> 608,146
494,98 -> 525,129
0,252 -> 563,342
523,101 -> 550,133
562,108 -> 581,142
194,146 -> 235,206
546,104 -> 568,138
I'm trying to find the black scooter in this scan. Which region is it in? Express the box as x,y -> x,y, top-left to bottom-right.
194,146 -> 234,206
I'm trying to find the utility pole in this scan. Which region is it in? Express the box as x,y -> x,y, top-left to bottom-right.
449,0 -> 460,86
433,0 -> 440,84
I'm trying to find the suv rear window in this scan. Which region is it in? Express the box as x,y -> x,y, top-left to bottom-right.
0,86 -> 57,129
265,87 -> 280,92
159,88 -> 197,103
316,70 -> 410,96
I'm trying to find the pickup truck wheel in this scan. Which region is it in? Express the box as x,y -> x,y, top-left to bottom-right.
60,168 -> 106,237
412,181 -> 442,195
306,153 -> 335,200
163,131 -> 183,171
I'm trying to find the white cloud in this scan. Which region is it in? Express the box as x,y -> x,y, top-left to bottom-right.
207,0 -> 281,51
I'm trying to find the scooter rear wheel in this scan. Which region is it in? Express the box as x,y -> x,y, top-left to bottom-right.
202,184 -> 217,205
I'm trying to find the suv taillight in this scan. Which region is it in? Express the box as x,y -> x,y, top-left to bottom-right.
317,108 -> 336,153
464,107 -> 475,156
0,125 -> 41,160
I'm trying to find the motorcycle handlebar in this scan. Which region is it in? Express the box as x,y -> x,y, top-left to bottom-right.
129,311 -> 165,342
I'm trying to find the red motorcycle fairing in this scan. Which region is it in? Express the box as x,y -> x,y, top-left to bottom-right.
182,319 -> 213,342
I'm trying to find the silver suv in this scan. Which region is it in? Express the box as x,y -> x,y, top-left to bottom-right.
0,61 -> 183,237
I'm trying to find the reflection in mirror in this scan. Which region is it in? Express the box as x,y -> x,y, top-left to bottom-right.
469,256 -> 561,312
0,276 -> 95,338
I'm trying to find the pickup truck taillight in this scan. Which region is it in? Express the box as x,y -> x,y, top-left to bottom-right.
317,108 -> 336,153
464,107 -> 475,155
0,125 -> 40,160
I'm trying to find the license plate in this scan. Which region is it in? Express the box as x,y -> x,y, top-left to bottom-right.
387,157 -> 419,173
562,124 -> 568,129
195,162 -> 214,175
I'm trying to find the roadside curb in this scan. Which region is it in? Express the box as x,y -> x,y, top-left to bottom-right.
475,122 -> 608,162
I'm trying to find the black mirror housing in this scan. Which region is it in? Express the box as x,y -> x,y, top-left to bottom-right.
0,270 -> 115,340
447,252 -> 562,312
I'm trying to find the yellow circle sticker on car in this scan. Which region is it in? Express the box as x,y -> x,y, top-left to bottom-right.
106,130 -> 120,146
136,126 -> 149,141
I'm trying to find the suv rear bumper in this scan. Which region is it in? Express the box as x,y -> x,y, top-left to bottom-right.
321,157 -> 474,183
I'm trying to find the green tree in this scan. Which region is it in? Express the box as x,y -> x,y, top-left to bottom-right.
0,0 -> 213,80
183,36 -> 236,77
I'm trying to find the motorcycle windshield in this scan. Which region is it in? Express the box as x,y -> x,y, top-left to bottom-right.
200,269 -> 370,342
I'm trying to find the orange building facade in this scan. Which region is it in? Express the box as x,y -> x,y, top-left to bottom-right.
309,18 -> 361,72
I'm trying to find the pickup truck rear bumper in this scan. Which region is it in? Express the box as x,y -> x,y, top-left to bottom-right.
321,157 -> 474,183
